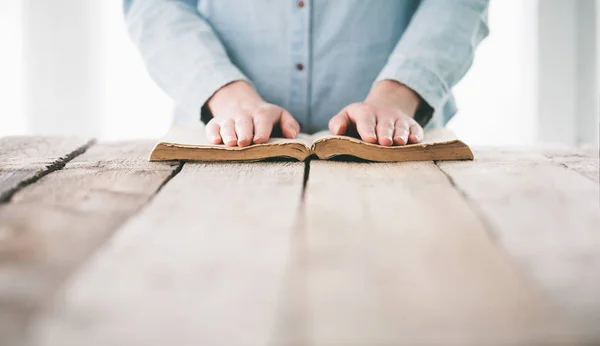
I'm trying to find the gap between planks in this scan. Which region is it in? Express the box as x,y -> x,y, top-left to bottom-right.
27,158 -> 572,346
27,161 -> 306,346
0,139 -> 183,346
436,149 -> 600,344
21,150 -> 596,345
295,160 -> 568,346
0,138 -> 95,203
541,146 -> 598,184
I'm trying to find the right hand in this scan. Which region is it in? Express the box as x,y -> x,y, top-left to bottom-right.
206,81 -> 300,147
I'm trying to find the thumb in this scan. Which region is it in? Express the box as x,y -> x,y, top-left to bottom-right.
329,110 -> 350,135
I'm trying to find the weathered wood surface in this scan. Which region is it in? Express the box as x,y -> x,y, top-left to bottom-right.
541,146 -> 599,183
28,162 -> 305,346
300,161 -> 566,345
437,149 -> 600,344
0,137 -> 93,202
0,137 -> 598,346
0,139 -> 179,346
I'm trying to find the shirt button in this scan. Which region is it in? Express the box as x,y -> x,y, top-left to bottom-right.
296,63 -> 304,71
298,1 -> 305,8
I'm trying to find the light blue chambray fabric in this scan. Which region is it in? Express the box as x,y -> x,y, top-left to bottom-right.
124,0 -> 489,133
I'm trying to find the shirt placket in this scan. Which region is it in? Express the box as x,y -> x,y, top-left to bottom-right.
289,0 -> 311,130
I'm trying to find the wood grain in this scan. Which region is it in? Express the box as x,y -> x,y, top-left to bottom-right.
0,137 -> 93,202
437,149 -> 600,344
542,146 -> 599,184
28,162 -> 305,346
0,140 -> 179,346
7,142 -> 598,345
296,160 -> 569,346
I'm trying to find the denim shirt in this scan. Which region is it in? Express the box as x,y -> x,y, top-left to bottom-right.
124,0 -> 489,133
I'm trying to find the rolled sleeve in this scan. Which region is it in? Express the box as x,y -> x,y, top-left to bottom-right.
125,0 -> 250,116
375,0 -> 489,113
376,57 -> 450,113
178,63 -> 250,117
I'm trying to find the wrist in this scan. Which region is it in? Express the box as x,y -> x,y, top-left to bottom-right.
207,81 -> 263,116
366,80 -> 421,117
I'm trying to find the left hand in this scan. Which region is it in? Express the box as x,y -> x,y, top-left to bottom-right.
329,80 -> 424,146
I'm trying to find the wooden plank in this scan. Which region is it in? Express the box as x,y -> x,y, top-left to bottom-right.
437,149 -> 600,343
542,146 -> 599,183
0,136 -> 93,202
27,162 -> 305,346
299,161 -> 566,345
0,140 -> 179,346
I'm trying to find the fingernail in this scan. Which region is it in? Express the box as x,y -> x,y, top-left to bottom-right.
290,129 -> 297,137
225,136 -> 236,143
401,135 -> 408,142
334,125 -> 341,134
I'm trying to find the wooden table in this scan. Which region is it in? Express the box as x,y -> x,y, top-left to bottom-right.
0,137 -> 599,346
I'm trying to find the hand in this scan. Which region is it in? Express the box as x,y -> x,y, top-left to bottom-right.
329,80 -> 424,146
206,81 -> 300,147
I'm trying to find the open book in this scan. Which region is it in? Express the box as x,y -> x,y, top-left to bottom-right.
149,122 -> 473,162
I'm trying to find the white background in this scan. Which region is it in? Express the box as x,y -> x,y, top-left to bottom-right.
0,0 -> 598,146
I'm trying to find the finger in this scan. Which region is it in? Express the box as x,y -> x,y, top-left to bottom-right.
220,119 -> 238,146
253,108 -> 275,144
375,116 -> 394,146
205,120 -> 222,144
328,110 -> 351,135
349,107 -> 377,144
280,110 -> 300,138
408,121 -> 424,144
235,113 -> 253,147
393,119 -> 410,146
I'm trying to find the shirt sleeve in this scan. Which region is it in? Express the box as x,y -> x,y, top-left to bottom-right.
375,0 -> 490,112
124,0 -> 250,115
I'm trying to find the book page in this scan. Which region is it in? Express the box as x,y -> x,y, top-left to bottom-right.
310,130 -> 336,144
419,128 -> 460,144
160,122 -> 313,148
160,122 -> 211,146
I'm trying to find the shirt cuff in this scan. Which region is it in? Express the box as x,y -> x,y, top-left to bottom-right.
178,63 -> 251,116
374,57 -> 450,113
